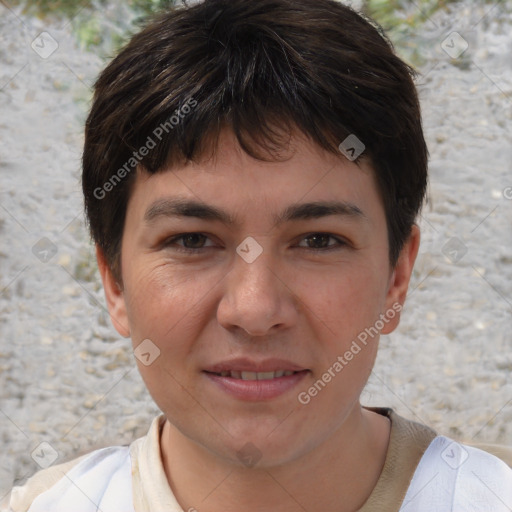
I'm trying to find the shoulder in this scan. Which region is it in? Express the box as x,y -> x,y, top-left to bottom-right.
5,445 -> 134,512
401,435 -> 512,511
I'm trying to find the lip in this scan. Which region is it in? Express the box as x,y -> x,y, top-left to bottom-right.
204,357 -> 307,374
203,359 -> 309,401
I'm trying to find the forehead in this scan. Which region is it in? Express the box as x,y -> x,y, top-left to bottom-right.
126,129 -> 384,229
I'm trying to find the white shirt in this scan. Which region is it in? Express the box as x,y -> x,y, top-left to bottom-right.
5,414 -> 512,512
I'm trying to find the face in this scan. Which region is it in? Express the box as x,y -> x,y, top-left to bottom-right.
99,129 -> 418,467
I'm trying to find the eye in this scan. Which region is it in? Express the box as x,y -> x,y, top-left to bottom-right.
163,233 -> 215,252
297,233 -> 347,251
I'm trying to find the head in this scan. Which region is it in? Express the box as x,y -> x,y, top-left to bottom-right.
83,0 -> 427,467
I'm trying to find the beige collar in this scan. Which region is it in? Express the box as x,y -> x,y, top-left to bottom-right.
358,407 -> 437,512
131,408 -> 437,512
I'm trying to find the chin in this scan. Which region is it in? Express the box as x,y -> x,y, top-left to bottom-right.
220,426 -> 317,470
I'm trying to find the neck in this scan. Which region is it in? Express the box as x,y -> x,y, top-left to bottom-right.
160,406 -> 391,512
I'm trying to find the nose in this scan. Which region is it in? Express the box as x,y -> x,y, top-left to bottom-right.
216,244 -> 299,337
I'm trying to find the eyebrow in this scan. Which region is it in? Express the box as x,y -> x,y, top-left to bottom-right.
144,197 -> 366,226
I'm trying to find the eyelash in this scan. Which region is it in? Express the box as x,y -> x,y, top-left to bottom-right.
162,232 -> 348,254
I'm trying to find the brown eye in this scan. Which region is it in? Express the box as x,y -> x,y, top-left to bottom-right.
305,234 -> 331,249
163,233 -> 214,252
297,233 -> 347,251
180,233 -> 208,249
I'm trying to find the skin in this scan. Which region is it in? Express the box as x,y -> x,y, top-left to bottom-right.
98,129 -> 420,512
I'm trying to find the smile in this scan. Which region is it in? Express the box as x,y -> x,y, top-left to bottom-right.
204,369 -> 309,401
214,370 -> 297,380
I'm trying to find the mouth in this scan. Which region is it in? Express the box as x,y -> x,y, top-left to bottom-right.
206,370 -> 300,380
203,361 -> 310,401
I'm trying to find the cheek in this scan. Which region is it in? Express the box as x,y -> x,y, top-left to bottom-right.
124,266 -> 209,412
297,263 -> 387,340
123,262 -> 208,343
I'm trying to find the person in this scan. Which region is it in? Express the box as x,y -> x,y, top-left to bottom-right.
5,0 -> 512,510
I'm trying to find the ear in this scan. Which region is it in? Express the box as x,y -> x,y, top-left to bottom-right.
381,224 -> 420,335
96,245 -> 131,338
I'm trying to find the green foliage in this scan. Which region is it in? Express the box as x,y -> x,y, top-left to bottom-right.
15,0 -> 512,65
361,0 -> 511,66
361,0 -> 448,66
11,0 -> 176,20
74,16 -> 103,48
129,0 -> 176,19
11,0 -> 178,56
74,244 -> 101,289
12,0 -> 97,19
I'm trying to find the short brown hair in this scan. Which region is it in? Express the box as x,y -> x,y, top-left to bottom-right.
82,0 -> 428,281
